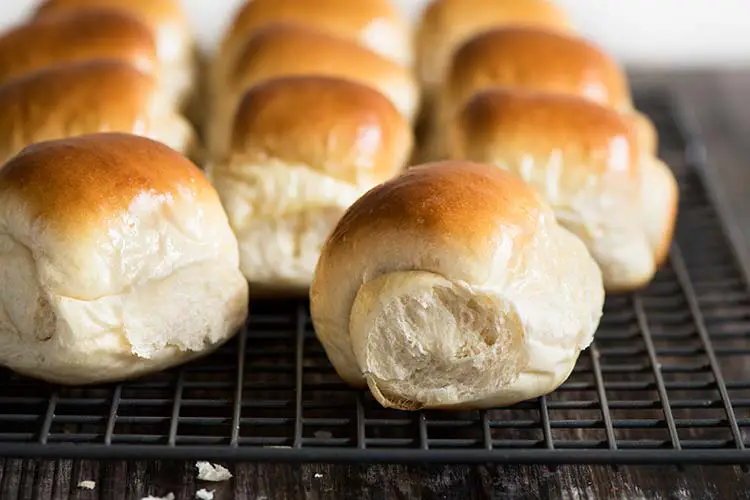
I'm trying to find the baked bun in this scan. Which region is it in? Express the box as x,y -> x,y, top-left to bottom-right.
449,89 -> 678,291
0,60 -> 198,165
0,133 -> 248,385
310,160 -> 604,410
416,0 -> 573,93
209,24 -> 419,157
0,8 -> 158,87
216,0 -> 412,80
207,76 -> 413,295
34,0 -> 196,111
445,27 -> 631,113
424,26 -> 646,161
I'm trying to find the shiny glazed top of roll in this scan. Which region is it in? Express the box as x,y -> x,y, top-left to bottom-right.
224,24 -> 419,122
446,27 -> 631,113
0,133 -> 219,244
450,88 -> 639,184
0,8 -> 158,87
416,0 -> 573,88
219,0 -> 412,68
227,75 -> 413,185
34,0 -> 192,67
0,60 -> 195,163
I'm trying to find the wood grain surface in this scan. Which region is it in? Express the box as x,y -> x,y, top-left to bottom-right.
2,459 -> 750,499
4,69 -> 750,500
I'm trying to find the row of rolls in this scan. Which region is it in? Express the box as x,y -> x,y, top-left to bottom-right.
0,0 -> 679,411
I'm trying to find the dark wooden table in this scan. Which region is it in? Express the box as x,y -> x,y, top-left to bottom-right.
4,69 -> 750,500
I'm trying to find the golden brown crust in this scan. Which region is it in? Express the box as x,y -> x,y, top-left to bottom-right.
0,133 -> 214,231
325,160 -> 544,261
419,0 -> 571,33
33,0 -> 189,35
447,27 -> 631,112
231,75 -> 413,184
451,88 -> 639,178
220,0 -> 407,62
227,23 -> 410,95
0,60 -> 159,161
417,0 -> 573,84
0,8 -> 158,86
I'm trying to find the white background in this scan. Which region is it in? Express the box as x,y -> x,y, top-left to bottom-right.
1,0 -> 749,67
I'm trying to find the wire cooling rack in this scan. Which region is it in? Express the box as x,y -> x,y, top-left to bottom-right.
0,89 -> 749,465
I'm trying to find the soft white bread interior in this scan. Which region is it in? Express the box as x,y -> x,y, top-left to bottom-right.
207,76 -> 413,295
425,26 -> 633,161
0,133 -> 248,385
0,60 -> 199,165
215,0 -> 413,83
33,0 -> 196,112
449,88 -> 678,291
0,8 -> 159,88
310,160 -> 604,410
416,0 -> 574,94
209,23 -> 420,159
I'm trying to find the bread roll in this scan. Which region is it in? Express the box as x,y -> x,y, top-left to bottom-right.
209,24 -> 419,158
0,133 -> 248,385
34,0 -> 196,113
0,8 -> 158,87
446,27 -> 631,113
427,26 -> 653,160
416,0 -> 573,93
0,60 -> 198,165
216,0 -> 413,81
207,76 -> 413,295
449,89 -> 678,291
310,160 -> 604,410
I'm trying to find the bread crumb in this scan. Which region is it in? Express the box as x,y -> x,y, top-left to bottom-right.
141,494 -> 175,500
77,480 -> 96,490
195,489 -> 215,500
196,461 -> 232,482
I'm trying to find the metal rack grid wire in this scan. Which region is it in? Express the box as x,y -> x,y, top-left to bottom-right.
1,88 -> 750,465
